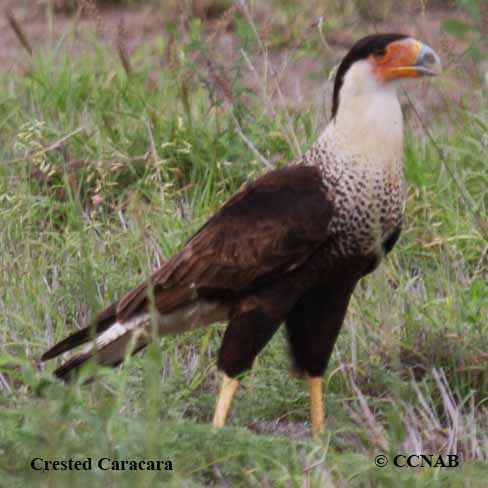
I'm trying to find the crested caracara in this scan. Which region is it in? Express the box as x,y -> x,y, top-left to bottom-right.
41,33 -> 441,436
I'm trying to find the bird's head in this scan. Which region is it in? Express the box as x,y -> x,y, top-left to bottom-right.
331,33 -> 442,119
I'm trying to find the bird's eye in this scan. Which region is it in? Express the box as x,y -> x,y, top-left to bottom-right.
371,46 -> 385,57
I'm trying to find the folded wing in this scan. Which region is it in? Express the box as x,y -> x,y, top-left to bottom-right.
41,164 -> 335,377
116,164 -> 335,320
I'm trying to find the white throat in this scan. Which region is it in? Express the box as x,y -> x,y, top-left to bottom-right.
322,60 -> 404,165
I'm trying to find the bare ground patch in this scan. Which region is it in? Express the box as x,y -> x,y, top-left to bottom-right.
0,0 -> 482,124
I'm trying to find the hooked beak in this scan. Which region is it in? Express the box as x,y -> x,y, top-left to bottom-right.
413,43 -> 442,76
373,38 -> 442,81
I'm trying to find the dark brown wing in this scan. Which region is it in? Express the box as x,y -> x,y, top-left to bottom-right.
116,165 -> 334,321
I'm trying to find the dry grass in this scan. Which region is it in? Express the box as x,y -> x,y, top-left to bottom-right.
0,1 -> 487,486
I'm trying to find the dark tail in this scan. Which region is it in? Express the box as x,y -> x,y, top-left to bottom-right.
41,302 -> 149,381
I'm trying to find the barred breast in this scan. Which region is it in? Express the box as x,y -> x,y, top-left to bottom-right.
302,135 -> 405,259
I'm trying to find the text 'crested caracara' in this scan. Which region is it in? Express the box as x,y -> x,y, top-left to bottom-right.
41,33 -> 441,436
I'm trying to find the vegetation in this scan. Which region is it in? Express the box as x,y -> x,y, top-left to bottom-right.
0,0 -> 487,486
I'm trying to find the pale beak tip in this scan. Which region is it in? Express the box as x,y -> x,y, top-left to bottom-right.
417,44 -> 442,76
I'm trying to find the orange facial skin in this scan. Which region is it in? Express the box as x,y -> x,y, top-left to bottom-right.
370,39 -> 423,82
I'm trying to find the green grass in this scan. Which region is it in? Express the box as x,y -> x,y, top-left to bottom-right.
1,1 -> 488,486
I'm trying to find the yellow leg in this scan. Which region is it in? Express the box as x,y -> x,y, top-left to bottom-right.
307,376 -> 324,437
212,374 -> 240,428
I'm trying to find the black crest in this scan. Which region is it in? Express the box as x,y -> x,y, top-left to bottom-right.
331,33 -> 408,119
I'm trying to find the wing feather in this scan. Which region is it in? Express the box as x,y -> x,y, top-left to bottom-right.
116,165 -> 334,321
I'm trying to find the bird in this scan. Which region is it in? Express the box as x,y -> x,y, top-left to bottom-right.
41,33 -> 441,436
